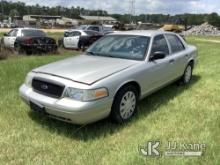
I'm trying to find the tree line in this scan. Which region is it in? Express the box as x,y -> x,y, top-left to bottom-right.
1,1 -> 220,27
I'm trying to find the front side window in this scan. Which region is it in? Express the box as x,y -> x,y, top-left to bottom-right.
87,26 -> 100,32
64,31 -> 69,37
166,34 -> 185,53
87,35 -> 150,61
68,31 -> 81,37
151,35 -> 169,55
7,30 -> 18,37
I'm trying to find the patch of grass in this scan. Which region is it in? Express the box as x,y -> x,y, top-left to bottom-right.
0,49 -> 9,60
0,36 -> 219,165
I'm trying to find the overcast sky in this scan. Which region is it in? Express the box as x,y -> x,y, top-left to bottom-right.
7,0 -> 220,14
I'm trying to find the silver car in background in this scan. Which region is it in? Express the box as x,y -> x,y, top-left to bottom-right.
19,30 -> 197,124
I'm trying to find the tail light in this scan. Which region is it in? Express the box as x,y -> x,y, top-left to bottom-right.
25,38 -> 32,44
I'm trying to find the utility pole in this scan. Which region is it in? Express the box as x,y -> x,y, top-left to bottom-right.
129,0 -> 135,24
1,0 -> 3,21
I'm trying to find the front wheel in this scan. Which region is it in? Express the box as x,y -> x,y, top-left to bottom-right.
78,41 -> 86,51
111,85 -> 138,123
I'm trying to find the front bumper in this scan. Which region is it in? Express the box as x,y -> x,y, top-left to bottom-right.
19,84 -> 113,125
21,44 -> 57,52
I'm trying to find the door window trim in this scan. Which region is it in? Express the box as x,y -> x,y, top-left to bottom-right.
148,34 -> 171,60
164,34 -> 186,55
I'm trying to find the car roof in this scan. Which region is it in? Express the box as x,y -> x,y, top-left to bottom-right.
109,30 -> 177,37
65,29 -> 84,32
13,28 -> 43,31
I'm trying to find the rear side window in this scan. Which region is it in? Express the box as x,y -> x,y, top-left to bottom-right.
166,34 -> 185,53
151,35 -> 169,55
22,30 -> 46,37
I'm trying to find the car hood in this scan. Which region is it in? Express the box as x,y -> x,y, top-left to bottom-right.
33,55 -> 138,85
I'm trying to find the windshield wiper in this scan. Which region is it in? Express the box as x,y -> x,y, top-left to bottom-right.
86,51 -> 106,57
86,51 -> 118,58
86,51 -> 95,55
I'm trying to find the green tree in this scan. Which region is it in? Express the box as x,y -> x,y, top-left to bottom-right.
207,12 -> 220,27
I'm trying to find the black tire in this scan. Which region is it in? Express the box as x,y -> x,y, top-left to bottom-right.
52,46 -> 58,53
63,43 -> 66,49
78,42 -> 81,50
111,85 -> 138,123
78,41 -> 86,51
179,63 -> 193,85
58,39 -> 64,48
26,50 -> 32,55
0,38 -> 4,50
14,43 -> 23,55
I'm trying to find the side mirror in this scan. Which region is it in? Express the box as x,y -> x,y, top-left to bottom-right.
149,51 -> 166,61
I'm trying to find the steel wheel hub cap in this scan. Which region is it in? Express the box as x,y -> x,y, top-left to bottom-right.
119,91 -> 136,119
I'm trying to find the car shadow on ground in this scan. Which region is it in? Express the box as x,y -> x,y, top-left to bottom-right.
28,75 -> 201,141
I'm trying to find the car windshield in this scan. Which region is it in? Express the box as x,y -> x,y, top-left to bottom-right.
78,25 -> 88,30
22,30 -> 46,37
103,27 -> 113,31
86,35 -> 150,61
84,30 -> 101,36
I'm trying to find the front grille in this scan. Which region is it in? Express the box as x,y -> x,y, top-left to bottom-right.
32,78 -> 65,98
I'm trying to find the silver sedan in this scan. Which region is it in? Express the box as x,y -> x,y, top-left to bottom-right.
19,30 -> 197,124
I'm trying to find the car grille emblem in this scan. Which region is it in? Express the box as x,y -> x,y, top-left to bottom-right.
41,84 -> 48,90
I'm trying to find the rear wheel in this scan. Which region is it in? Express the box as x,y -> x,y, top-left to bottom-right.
14,43 -> 23,54
111,85 -> 138,123
180,63 -> 193,85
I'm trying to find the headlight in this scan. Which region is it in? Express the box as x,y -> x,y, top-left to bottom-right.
64,87 -> 108,101
25,72 -> 33,87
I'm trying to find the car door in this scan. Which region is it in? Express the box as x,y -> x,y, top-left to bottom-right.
165,34 -> 188,78
64,31 -> 81,48
3,29 -> 18,48
141,35 -> 175,94
70,31 -> 81,48
63,32 -> 72,48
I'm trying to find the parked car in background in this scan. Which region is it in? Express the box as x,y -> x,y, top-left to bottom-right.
2,28 -> 57,54
9,23 -> 17,28
58,25 -> 113,48
63,29 -> 103,50
78,25 -> 113,35
19,30 -> 197,124
1,22 -> 7,28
